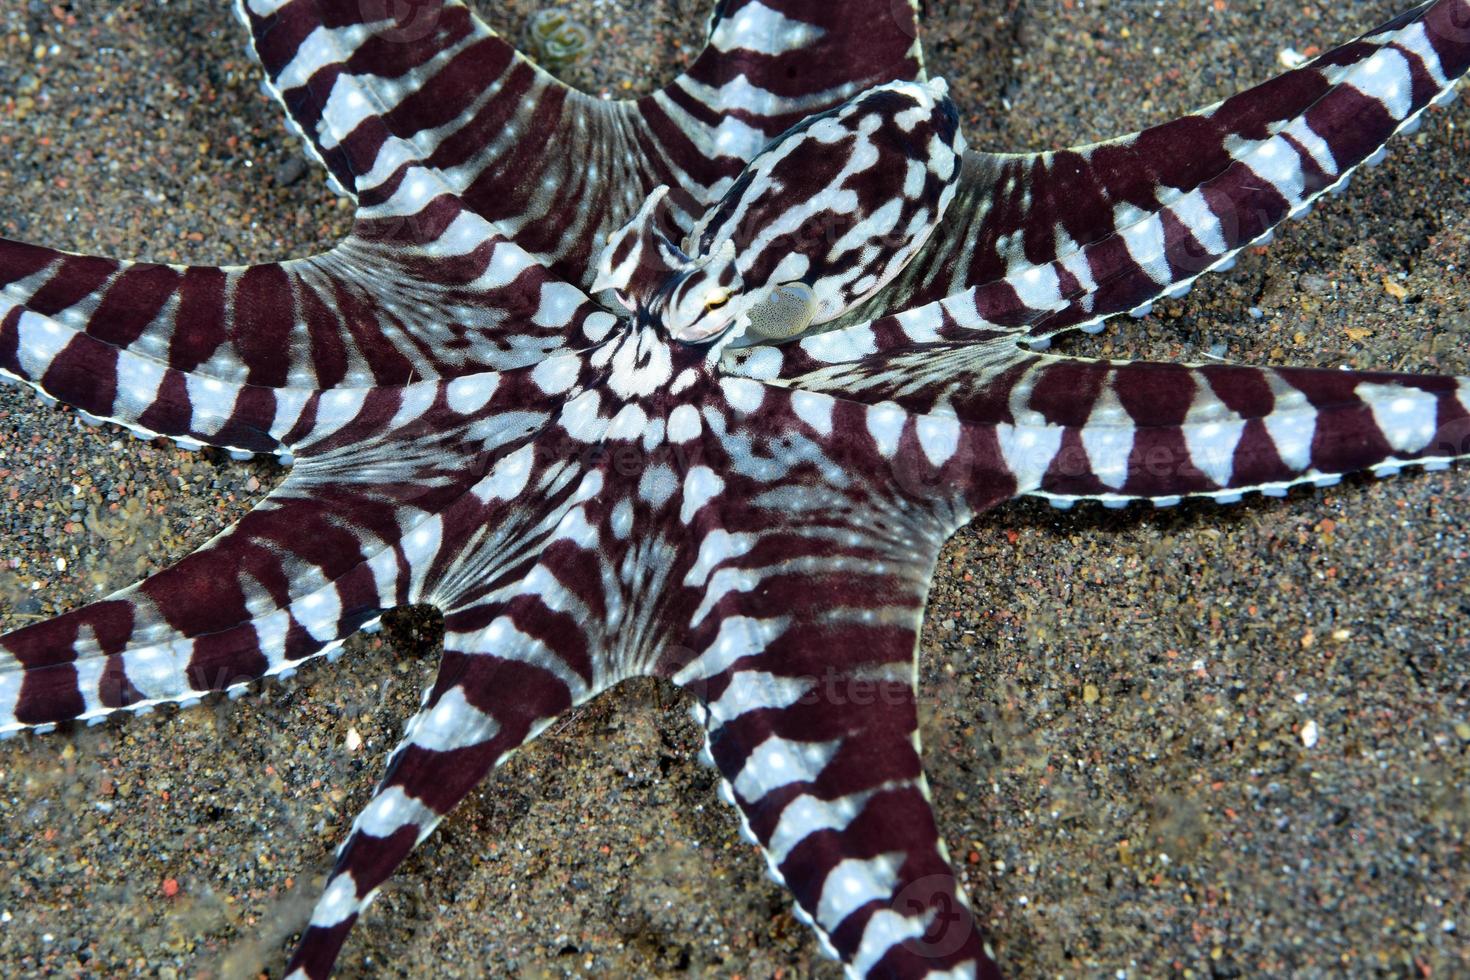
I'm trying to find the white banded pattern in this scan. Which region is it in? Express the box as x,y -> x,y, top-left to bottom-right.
2,2 -> 1467,980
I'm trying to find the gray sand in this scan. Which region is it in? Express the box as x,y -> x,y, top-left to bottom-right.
0,2 -> 1465,977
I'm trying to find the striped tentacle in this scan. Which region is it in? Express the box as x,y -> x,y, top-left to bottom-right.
283,593 -> 603,980
662,493 -> 999,977
833,0 -> 1470,348
0,476 -> 413,736
240,0 -> 671,282
235,0 -> 479,202
240,0 -> 927,286
0,208 -> 619,453
638,0 -> 926,207
781,341 -> 1470,508
1008,359 -> 1470,508
675,597 -> 1002,978
0,354 -> 604,737
640,379 -> 1015,977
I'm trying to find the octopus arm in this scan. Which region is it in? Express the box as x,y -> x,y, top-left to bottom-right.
840,0 -> 1470,341
645,380 -> 1007,978
668,544 -> 1005,979
0,476 -> 403,735
283,594 -> 605,978
239,0 -> 926,283
0,362 -> 589,737
774,341 -> 1470,506
0,209 -> 617,455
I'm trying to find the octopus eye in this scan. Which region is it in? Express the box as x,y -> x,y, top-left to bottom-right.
704,290 -> 731,311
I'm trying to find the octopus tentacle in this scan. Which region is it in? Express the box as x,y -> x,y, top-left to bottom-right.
0,355 -> 604,737
653,384 -> 1003,977
0,477 -> 402,735
243,0 -> 672,283
240,0 -> 926,284
1004,360 -> 1470,507
778,342 -> 1470,507
0,207 -> 618,452
735,0 -> 1469,379
284,597 -> 598,979
675,595 -> 1001,978
637,0 -> 926,200
236,0 -> 486,202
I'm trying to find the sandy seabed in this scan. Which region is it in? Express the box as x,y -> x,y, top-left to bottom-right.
0,2 -> 1465,977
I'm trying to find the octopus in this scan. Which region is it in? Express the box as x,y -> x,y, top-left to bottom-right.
0,1 -> 1466,976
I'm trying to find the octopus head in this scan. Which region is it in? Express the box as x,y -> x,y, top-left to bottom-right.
658,240 -> 744,344
593,186 -> 748,348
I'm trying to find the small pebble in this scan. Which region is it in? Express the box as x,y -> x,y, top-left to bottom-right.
275,155 -> 309,187
1299,273 -> 1331,295
1301,720 -> 1320,749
